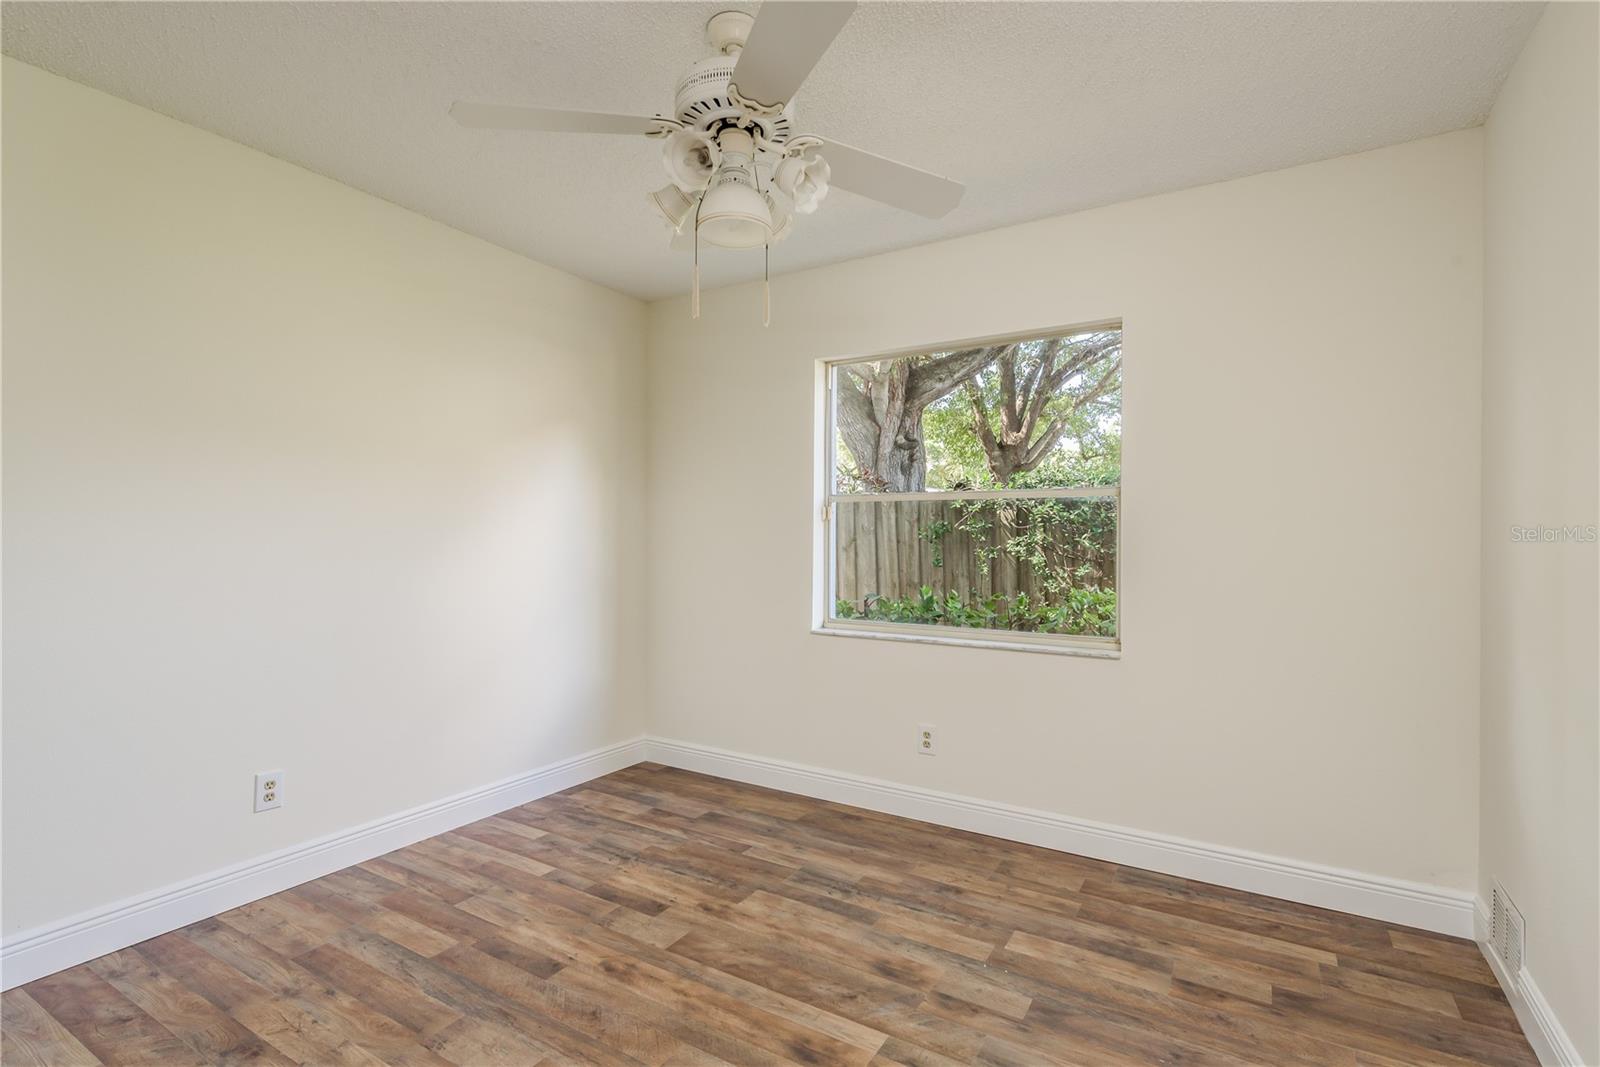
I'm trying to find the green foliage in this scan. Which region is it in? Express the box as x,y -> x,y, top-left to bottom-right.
921,336 -> 1122,491
921,399 -> 991,489
835,585 -> 1117,638
915,493 -> 1116,598
833,330 -> 1123,637
917,519 -> 953,567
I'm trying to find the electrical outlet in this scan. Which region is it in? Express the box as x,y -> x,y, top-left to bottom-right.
254,770 -> 284,812
917,723 -> 937,756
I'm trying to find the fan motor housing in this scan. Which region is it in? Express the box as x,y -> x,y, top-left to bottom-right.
673,57 -> 792,145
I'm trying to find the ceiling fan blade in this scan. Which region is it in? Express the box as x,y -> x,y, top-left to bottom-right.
450,102 -> 667,135
818,139 -> 964,218
731,1 -> 857,109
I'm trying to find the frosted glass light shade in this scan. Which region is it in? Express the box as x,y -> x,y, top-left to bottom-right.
649,184 -> 695,232
697,162 -> 772,249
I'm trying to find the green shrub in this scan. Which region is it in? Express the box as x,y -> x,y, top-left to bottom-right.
836,585 -> 1116,638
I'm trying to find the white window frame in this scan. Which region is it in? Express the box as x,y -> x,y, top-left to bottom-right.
811,322 -> 1123,658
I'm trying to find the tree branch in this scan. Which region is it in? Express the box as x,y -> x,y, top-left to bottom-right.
1023,417 -> 1074,466
907,347 -> 999,409
1072,358 -> 1122,411
963,378 -> 1002,472
997,346 -> 1021,438
1021,339 -> 1061,439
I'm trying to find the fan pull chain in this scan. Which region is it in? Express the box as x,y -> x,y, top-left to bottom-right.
691,192 -> 703,320
754,157 -> 771,327
692,229 -> 701,319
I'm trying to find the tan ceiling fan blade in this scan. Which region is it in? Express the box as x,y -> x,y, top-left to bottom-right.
730,1 -> 857,109
818,138 -> 964,218
449,102 -> 668,135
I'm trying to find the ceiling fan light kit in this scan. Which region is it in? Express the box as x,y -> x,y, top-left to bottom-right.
695,129 -> 772,250
774,153 -> 830,214
450,1 -> 964,323
649,183 -> 697,232
660,127 -> 720,195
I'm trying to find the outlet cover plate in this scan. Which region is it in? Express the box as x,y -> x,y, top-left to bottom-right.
254,770 -> 284,812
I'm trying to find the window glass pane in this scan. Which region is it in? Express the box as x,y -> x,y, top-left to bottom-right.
833,327 -> 1121,494
831,495 -> 1117,638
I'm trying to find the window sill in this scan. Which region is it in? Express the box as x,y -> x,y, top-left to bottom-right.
810,624 -> 1121,659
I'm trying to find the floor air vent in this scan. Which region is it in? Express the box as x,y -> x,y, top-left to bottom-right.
1490,881 -> 1525,976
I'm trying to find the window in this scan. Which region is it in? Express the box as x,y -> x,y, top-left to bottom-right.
818,323 -> 1122,654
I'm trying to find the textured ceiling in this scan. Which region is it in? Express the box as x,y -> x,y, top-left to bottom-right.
2,1 -> 1540,300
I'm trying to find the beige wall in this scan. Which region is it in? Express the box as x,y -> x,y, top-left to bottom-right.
1480,3 -> 1600,1061
646,130 -> 1485,893
1,59 -> 648,936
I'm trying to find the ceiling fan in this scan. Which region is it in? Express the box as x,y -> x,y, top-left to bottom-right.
450,2 -> 965,322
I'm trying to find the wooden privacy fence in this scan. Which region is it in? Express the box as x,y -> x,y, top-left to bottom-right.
834,496 -> 1117,607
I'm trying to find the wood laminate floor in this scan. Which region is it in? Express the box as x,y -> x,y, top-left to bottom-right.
2,764 -> 1538,1066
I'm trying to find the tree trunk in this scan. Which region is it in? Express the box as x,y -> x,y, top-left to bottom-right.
834,349 -> 996,492
963,335 -> 1121,486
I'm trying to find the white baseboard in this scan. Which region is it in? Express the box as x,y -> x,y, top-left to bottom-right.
0,733 -> 1486,995
643,736 -> 1476,938
1475,902 -> 1587,1066
0,736 -> 650,991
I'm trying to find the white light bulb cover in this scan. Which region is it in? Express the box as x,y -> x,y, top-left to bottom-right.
696,152 -> 772,249
661,128 -> 720,193
773,155 -> 804,194
649,184 -> 696,233
775,152 -> 830,214
752,160 -> 794,243
765,188 -> 795,242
